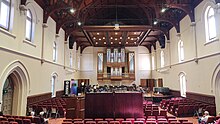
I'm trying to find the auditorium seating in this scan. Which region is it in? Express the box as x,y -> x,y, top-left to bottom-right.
60,117 -> 197,124
160,97 -> 216,117
27,97 -> 67,118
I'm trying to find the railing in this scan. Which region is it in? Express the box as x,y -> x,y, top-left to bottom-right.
97,73 -> 135,80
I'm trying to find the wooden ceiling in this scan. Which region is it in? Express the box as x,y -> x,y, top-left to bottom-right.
23,0 -> 204,53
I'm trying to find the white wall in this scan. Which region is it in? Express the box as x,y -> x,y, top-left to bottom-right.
0,0 -> 78,115
152,0 -> 220,111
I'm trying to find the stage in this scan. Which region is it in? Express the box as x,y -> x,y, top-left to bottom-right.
143,92 -> 173,103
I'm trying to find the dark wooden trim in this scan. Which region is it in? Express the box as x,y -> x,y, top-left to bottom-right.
27,92 -> 52,105
169,89 -> 181,97
169,89 -> 215,106
56,90 -> 64,98
186,91 -> 215,105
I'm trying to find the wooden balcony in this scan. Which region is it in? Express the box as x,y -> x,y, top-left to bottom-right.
106,62 -> 126,67
97,73 -> 135,81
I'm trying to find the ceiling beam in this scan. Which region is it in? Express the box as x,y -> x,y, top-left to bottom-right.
139,29 -> 151,45
82,30 -> 94,46
121,32 -> 128,47
82,25 -> 152,31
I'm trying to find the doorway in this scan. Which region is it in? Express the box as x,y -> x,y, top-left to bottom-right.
2,75 -> 14,115
0,61 -> 30,115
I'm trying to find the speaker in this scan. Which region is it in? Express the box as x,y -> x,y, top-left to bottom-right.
69,35 -> 75,49
159,34 -> 165,48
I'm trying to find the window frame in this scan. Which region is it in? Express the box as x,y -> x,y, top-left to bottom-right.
160,50 -> 165,68
205,6 -> 217,43
178,40 -> 184,62
25,9 -> 33,41
179,73 -> 186,97
51,74 -> 56,98
70,52 -> 73,67
0,0 -> 11,30
53,41 -> 57,62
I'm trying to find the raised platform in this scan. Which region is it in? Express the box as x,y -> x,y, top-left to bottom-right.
85,92 -> 143,118
143,93 -> 173,103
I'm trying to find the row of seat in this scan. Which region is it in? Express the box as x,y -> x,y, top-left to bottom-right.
62,117 -> 193,124
160,98 -> 216,117
0,121 -> 18,124
1,115 -> 43,124
27,97 -> 67,118
144,110 -> 167,118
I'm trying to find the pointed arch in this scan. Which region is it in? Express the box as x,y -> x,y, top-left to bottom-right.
0,60 -> 30,115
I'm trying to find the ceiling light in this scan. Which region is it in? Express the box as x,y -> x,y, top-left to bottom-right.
111,42 -> 113,44
120,37 -> 122,39
131,38 -> 134,40
134,32 -> 137,35
104,42 -> 106,44
97,32 -> 100,35
93,37 -> 96,39
96,42 -> 98,44
161,8 -> 167,13
126,42 -> 128,44
134,42 -> 136,44
128,37 -> 130,39
77,21 -> 82,26
137,37 -> 140,39
115,32 -> 118,35
153,20 -> 158,25
70,8 -> 75,13
119,42 -> 121,44
111,37 -> 113,39
99,38 -> 101,41
103,37 -> 105,39
115,38 -> 117,40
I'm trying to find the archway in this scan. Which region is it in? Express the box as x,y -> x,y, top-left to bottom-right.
2,75 -> 14,115
0,61 -> 30,115
212,63 -> 220,113
215,71 -> 220,113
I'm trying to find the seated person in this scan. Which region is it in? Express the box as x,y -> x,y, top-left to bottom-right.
39,111 -> 48,124
198,111 -> 211,124
215,112 -> 220,124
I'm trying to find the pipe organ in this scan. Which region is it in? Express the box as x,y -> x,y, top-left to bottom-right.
97,48 -> 135,82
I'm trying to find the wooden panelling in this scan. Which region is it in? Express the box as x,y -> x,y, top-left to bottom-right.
186,92 -> 215,105
66,96 -> 85,119
56,90 -> 64,98
140,79 -> 147,87
170,89 -> 216,105
85,92 -> 143,118
170,89 -> 181,97
158,78 -> 163,87
27,92 -> 52,105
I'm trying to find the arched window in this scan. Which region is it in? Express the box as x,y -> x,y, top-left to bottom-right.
25,9 -> 33,41
160,50 -> 164,68
152,55 -> 155,70
205,6 -> 216,42
179,72 -> 186,97
51,74 -> 57,97
53,41 -> 57,62
178,40 -> 184,62
0,0 -> 11,30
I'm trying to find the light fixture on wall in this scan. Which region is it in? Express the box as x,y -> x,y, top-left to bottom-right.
114,0 -> 120,30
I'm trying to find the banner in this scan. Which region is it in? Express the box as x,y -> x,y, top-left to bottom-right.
64,80 -> 70,96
